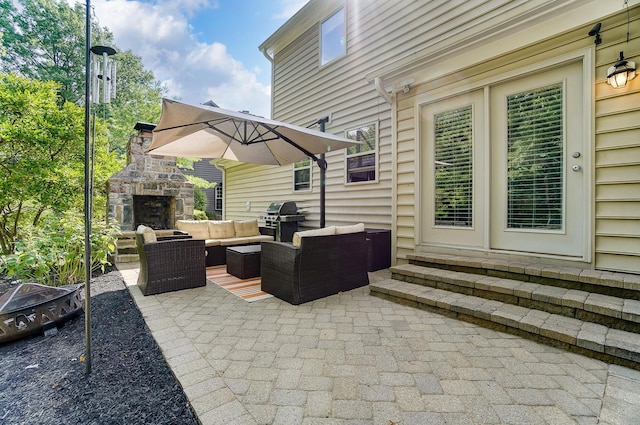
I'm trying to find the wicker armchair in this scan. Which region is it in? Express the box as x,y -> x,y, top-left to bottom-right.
135,226 -> 207,296
260,231 -> 369,305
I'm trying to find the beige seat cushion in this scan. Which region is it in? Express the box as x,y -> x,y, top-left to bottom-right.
292,226 -> 336,247
136,225 -> 157,243
335,223 -> 365,235
234,219 -> 260,237
208,220 -> 236,239
175,220 -> 210,240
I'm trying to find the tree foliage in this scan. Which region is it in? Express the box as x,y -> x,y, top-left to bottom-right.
0,0 -> 166,267
0,0 -> 165,153
0,74 -> 85,253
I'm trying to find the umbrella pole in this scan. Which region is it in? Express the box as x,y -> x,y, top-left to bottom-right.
318,117 -> 330,228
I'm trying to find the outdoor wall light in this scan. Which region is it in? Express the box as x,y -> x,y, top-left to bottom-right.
607,51 -> 636,88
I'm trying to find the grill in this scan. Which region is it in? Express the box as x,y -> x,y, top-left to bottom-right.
261,201 -> 304,242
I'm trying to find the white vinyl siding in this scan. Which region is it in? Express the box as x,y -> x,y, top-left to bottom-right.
252,0 -> 638,272
593,10 -> 640,273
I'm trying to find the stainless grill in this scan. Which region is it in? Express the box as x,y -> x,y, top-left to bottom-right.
261,201 -> 304,242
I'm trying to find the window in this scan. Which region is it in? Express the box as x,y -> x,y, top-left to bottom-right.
321,8 -> 345,65
214,183 -> 223,210
433,106 -> 473,227
294,158 -> 311,191
345,123 -> 377,183
507,83 -> 564,230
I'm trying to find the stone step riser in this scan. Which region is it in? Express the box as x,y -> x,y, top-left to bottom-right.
392,267 -> 640,334
408,258 -> 640,300
370,280 -> 640,371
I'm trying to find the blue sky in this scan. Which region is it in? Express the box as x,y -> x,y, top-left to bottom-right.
88,0 -> 308,117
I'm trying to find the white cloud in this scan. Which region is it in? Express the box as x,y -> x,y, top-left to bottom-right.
273,0 -> 308,20
91,0 -> 272,117
84,0 -> 306,118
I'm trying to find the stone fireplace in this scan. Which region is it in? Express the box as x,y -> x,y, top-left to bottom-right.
107,122 -> 193,231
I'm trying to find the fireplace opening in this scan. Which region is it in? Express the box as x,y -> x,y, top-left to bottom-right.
133,195 -> 175,230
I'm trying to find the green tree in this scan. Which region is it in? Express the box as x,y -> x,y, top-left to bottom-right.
0,0 -> 165,152
0,74 -> 85,253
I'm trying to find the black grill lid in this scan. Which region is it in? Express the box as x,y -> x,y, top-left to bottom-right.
266,201 -> 298,215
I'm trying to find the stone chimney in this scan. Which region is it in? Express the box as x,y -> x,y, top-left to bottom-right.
107,122 -> 194,231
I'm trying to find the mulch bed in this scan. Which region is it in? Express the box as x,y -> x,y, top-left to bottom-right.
0,269 -> 199,425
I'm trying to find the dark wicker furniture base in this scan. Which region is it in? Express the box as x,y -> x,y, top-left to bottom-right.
136,231 -> 207,296
226,245 -> 261,279
261,231 -> 369,305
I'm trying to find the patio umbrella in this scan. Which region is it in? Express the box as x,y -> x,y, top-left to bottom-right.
147,98 -> 361,226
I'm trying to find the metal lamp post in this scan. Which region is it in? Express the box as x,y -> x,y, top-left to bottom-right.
84,0 -> 116,374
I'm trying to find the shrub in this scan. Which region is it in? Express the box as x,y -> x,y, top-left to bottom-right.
194,188 -> 207,211
193,209 -> 208,220
0,212 -> 120,286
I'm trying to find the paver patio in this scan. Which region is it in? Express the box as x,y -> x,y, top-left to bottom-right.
117,263 -> 640,425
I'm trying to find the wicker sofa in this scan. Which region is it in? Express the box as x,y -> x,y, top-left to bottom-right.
260,224 -> 369,305
135,225 -> 207,296
176,219 -> 274,266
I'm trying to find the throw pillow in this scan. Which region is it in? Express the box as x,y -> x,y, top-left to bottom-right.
175,220 -> 210,240
208,220 -> 236,239
137,225 -> 157,244
234,219 -> 260,237
335,223 -> 365,235
292,226 -> 336,247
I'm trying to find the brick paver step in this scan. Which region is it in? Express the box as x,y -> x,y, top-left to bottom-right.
407,252 -> 640,292
390,263 -> 640,329
370,278 -> 640,368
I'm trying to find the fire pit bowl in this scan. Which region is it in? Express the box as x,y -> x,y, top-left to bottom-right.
0,282 -> 84,343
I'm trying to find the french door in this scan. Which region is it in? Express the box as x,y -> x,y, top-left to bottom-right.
421,60 -> 586,258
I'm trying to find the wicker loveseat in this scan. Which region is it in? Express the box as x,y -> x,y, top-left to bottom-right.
176,219 -> 274,266
260,224 -> 369,305
135,225 -> 207,296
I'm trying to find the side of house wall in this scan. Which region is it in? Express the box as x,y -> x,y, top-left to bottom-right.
225,0 -> 397,229
594,10 -> 640,273
229,0 -> 639,273
180,160 -> 222,214
393,6 -> 640,273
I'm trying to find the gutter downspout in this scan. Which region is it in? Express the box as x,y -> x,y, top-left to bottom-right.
260,47 -> 275,118
374,77 -> 392,105
372,76 -> 395,267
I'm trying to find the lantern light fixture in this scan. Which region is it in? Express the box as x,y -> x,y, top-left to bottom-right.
607,51 -> 636,88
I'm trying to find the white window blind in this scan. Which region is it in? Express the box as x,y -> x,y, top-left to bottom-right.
294,158 -> 311,191
346,123 -> 377,183
434,106 -> 473,227
507,84 -> 564,230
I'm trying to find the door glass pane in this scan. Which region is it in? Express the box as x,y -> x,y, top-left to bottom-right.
434,106 -> 473,227
507,84 -> 563,230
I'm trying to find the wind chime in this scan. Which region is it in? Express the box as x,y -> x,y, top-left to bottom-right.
90,45 -> 117,104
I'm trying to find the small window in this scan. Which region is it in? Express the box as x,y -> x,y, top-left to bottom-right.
214,184 -> 223,210
345,123 -> 377,183
294,158 -> 312,191
321,8 -> 345,65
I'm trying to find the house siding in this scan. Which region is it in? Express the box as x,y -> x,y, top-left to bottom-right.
247,0 -> 638,273
594,10 -> 640,273
180,159 -> 223,214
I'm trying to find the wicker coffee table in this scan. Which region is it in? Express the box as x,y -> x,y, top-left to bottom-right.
226,245 -> 261,279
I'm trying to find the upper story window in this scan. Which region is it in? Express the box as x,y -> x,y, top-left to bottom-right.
345,123 -> 377,183
321,8 -> 345,65
293,158 -> 312,191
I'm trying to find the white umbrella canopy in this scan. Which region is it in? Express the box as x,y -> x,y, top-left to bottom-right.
147,99 -> 360,166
